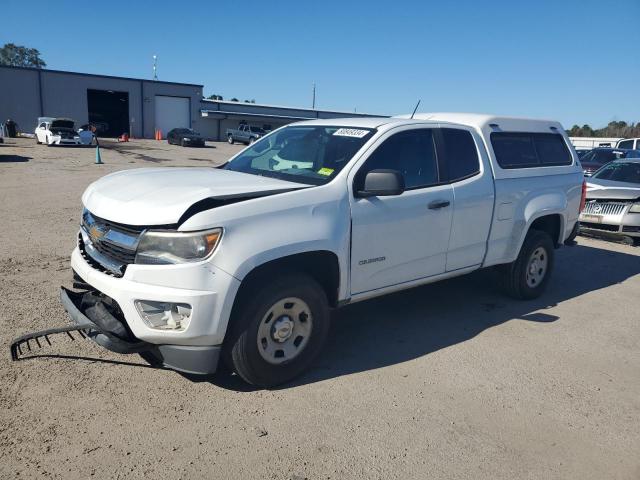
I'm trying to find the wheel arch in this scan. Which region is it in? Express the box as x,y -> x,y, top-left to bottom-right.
232,250 -> 341,311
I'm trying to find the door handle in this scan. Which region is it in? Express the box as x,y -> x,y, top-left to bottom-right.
428,200 -> 450,210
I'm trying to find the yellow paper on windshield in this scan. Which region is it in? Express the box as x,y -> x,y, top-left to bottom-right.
317,168 -> 334,176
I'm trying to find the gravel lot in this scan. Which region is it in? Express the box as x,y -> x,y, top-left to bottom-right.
1,137 -> 639,479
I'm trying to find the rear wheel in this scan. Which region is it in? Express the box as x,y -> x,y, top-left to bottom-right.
228,135 -> 234,144
225,272 -> 330,387
500,230 -> 554,300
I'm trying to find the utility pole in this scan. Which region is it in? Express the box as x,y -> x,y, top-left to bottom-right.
152,55 -> 158,81
312,82 -> 316,109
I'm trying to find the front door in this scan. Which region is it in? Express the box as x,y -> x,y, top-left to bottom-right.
349,127 -> 454,295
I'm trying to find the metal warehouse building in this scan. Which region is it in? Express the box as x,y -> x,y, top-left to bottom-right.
199,99 -> 380,141
0,65 -> 381,140
0,65 -> 203,138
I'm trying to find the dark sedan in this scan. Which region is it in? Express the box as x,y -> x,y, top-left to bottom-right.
579,147 -> 640,176
167,128 -> 205,147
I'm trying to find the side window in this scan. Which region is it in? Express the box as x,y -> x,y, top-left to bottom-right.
441,128 -> 480,181
356,129 -> 438,190
491,132 -> 572,168
533,133 -> 573,166
491,133 -> 538,168
617,140 -> 632,149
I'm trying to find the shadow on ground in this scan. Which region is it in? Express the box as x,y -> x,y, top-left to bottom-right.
0,155 -> 31,163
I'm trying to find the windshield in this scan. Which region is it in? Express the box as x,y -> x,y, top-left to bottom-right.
592,162 -> 640,184
580,149 -> 620,165
223,125 -> 376,185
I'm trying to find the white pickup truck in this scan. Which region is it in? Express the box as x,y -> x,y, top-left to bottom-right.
49,113 -> 585,386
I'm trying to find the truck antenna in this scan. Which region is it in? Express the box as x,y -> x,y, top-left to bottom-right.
410,99 -> 421,119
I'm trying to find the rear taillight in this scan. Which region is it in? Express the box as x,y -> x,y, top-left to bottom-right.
579,180 -> 587,212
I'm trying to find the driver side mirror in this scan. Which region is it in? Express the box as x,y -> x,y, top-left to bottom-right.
356,169 -> 405,197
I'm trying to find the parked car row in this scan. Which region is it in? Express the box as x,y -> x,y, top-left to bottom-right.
578,147 -> 640,176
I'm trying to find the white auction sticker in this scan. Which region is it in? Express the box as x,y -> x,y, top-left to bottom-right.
333,128 -> 369,138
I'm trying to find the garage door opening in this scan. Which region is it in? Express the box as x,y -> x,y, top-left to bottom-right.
87,89 -> 129,137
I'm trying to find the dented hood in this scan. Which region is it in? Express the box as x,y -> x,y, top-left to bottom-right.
82,167 -> 308,225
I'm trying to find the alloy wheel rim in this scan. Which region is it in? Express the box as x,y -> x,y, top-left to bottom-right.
257,297 -> 313,365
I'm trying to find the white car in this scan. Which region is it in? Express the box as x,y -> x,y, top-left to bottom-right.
14,113 -> 585,387
35,118 -> 82,146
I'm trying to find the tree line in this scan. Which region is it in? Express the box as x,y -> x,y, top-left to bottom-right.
568,121 -> 640,138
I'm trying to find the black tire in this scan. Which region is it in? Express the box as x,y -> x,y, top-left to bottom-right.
225,272 -> 330,387
36,136 -> 41,145
228,135 -> 234,144
564,222 -> 579,245
180,139 -> 185,147
500,230 -> 554,300
249,137 -> 255,145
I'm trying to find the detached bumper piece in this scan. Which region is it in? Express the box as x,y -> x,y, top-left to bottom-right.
10,286 -> 222,376
10,288 -> 151,361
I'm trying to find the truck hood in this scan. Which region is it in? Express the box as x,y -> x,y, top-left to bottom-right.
586,179 -> 640,200
82,167 -> 309,226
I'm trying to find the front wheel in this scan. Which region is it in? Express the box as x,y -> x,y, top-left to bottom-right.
249,137 -> 255,145
500,230 -> 554,300
225,273 -> 330,387
227,135 -> 234,144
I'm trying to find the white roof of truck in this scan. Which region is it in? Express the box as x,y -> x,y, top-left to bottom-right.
395,112 -> 565,133
296,112 -> 565,133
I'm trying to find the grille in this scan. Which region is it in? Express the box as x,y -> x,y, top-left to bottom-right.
582,201 -> 628,216
580,222 -> 620,232
92,238 -> 136,265
622,226 -> 640,233
81,211 -> 143,274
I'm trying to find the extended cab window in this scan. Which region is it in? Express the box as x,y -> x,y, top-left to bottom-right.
618,140 -> 633,149
491,132 -> 572,168
441,128 -> 480,181
356,129 -> 438,190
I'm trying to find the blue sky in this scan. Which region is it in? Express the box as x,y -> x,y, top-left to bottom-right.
3,0 -> 639,127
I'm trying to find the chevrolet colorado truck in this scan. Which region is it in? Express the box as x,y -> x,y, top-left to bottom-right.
32,113 -> 585,387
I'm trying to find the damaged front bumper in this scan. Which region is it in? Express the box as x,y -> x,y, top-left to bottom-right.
10,287 -> 221,376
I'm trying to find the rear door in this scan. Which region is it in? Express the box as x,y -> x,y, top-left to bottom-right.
349,126 -> 454,295
437,127 -> 494,271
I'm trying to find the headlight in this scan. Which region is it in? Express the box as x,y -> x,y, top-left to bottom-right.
629,203 -> 640,213
135,228 -> 222,265
183,137 -> 190,141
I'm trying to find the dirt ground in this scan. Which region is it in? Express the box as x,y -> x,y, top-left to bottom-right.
1,137 -> 639,479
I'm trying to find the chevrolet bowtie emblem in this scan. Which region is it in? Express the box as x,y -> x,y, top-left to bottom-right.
89,224 -> 109,240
